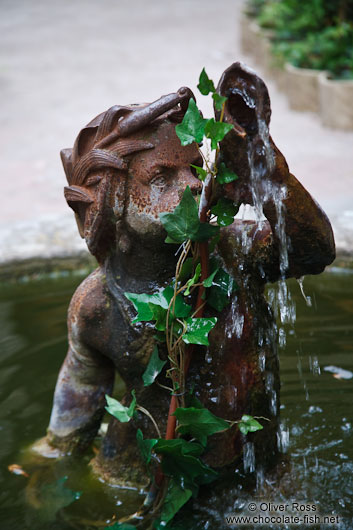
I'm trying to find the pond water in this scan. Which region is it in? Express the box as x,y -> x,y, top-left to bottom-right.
0,267 -> 352,529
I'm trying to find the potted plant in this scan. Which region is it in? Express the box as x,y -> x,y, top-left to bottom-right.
315,23 -> 353,129
243,0 -> 353,127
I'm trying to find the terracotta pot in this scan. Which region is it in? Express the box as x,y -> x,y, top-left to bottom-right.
284,62 -> 322,113
319,71 -> 353,130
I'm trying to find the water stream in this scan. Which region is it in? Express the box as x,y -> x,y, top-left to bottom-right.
0,268 -> 352,528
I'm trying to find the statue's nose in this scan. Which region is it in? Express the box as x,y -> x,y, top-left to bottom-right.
177,168 -> 202,198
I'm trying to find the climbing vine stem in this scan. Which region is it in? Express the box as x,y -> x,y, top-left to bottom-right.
104,68 -> 265,530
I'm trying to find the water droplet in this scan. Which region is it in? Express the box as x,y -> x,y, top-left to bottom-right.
297,276 -> 313,307
243,442 -> 255,473
291,424 -> 303,436
308,405 -> 323,414
277,422 -> 290,453
309,355 -> 321,375
341,422 -> 351,433
278,327 -> 286,348
265,371 -> 274,393
258,351 -> 266,372
226,299 -> 244,339
205,352 -> 212,364
270,390 -> 277,415
256,466 -> 265,491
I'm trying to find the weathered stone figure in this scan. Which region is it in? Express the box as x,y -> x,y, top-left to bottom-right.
37,63 -> 335,486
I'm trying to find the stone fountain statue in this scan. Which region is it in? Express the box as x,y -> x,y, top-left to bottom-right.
36,63 -> 335,487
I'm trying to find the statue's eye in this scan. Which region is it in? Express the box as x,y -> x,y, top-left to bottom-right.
150,174 -> 167,189
86,175 -> 102,187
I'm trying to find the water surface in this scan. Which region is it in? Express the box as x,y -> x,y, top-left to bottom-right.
0,269 -> 352,529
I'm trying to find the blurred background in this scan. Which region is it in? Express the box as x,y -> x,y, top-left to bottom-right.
1,0 -> 353,270
1,2 -> 353,528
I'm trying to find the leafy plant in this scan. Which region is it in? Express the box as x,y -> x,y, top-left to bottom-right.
103,68 -> 265,529
105,391 -> 136,423
238,414 -> 264,435
159,185 -> 219,243
274,23 -> 353,79
174,406 -> 229,446
253,0 -> 353,79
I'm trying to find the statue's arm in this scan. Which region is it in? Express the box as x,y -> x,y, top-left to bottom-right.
261,143 -> 335,280
46,337 -> 114,454
215,63 -> 335,282
36,272 -> 115,456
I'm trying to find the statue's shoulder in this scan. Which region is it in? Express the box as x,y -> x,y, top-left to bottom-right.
68,266 -> 110,324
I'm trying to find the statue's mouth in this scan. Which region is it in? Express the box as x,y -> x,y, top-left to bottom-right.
227,88 -> 258,137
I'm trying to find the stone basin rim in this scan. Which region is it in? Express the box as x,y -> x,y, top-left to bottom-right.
0,251 -> 352,285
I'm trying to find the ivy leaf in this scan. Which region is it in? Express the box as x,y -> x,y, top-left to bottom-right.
151,296 -> 191,331
159,186 -> 200,243
216,162 -> 238,185
211,198 -> 239,227
175,99 -> 207,146
165,236 -> 179,244
193,222 -> 220,242
184,263 -> 201,296
190,164 -> 207,181
182,317 -> 217,346
150,304 -> 168,331
148,286 -> 191,315
154,438 -> 203,458
238,415 -> 263,435
204,119 -> 233,150
150,290 -> 191,330
142,346 -> 167,386
203,267 -> 219,288
212,92 -> 227,111
136,429 -> 158,465
124,292 -> 154,322
174,407 -> 230,446
105,391 -> 136,423
125,286 -> 191,328
197,68 -> 215,95
161,479 -> 192,524
160,286 -> 192,318
207,268 -> 238,312
160,186 -> 219,243
162,455 -> 218,493
155,439 -> 218,494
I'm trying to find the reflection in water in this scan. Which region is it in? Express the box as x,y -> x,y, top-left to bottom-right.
0,301 -> 27,361
0,270 -> 352,528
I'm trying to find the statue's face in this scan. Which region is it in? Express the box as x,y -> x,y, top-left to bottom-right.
70,119 -> 203,258
124,120 -> 203,241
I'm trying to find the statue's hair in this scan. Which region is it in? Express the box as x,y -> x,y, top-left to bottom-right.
62,101 -> 189,210
62,106 -> 152,205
